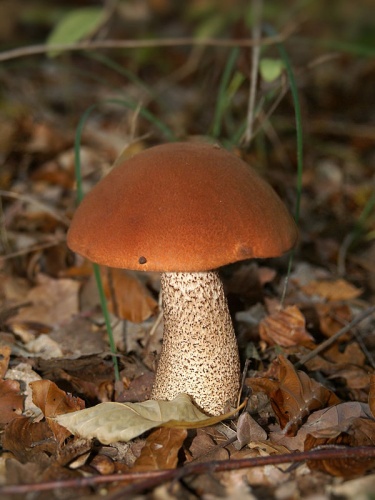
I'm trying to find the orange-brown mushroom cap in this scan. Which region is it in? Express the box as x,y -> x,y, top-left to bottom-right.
67,142 -> 298,272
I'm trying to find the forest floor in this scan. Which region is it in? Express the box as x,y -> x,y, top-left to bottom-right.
0,1 -> 375,498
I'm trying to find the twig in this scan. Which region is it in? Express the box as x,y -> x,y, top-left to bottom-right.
1,446 -> 375,496
0,238 -> 65,263
295,305 -> 375,368
0,25 -> 298,63
237,358 -> 250,409
243,0 -> 263,146
0,190 -> 71,227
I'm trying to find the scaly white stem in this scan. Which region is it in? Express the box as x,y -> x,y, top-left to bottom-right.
151,271 -> 240,416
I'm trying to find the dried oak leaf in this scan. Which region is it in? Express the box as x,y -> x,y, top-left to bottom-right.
315,303 -> 352,340
304,403 -> 375,477
131,427 -> 187,471
31,380 -> 85,418
302,279 -> 362,301
247,356 -> 340,436
101,268 -> 158,323
11,274 -> 80,328
0,344 -> 11,378
2,417 -> 55,463
31,379 -> 85,445
0,379 -> 24,427
259,305 -> 315,348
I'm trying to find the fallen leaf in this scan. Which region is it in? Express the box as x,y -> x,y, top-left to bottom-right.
0,345 -> 11,378
188,427 -> 230,463
259,306 -> 315,348
2,417 -> 55,463
5,363 -> 43,417
101,268 -> 158,323
0,379 -> 24,427
315,303 -> 352,339
31,380 -> 86,445
131,427 -> 187,471
247,356 -> 340,436
304,343 -> 371,396
54,394 -> 239,444
236,412 -> 267,448
10,274 -> 80,327
31,379 -> 85,418
305,406 -> 375,477
302,279 -> 362,301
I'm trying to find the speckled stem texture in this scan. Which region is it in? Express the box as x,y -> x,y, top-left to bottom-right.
151,271 -> 240,416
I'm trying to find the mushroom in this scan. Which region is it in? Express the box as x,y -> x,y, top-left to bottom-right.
67,142 -> 297,415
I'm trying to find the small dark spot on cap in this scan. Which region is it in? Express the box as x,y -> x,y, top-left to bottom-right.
139,256 -> 147,265
237,245 -> 253,259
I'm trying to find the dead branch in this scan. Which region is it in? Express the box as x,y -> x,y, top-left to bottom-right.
1,445 -> 375,496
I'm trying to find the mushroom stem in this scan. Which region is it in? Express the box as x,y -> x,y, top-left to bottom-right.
151,271 -> 240,416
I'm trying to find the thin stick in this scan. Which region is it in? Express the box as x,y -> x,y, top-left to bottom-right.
295,305 -> 375,368
243,0 -> 263,146
0,190 -> 71,226
1,446 -> 375,496
0,238 -> 65,262
0,25 -> 297,63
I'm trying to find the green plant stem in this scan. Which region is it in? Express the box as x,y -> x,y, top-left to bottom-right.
93,263 -> 120,381
73,98 -> 175,382
263,25 -> 303,306
211,47 -> 239,138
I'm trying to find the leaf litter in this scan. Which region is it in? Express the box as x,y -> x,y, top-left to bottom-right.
0,2 -> 375,499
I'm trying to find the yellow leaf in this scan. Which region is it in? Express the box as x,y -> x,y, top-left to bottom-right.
54,394 -> 245,444
54,394 -> 209,444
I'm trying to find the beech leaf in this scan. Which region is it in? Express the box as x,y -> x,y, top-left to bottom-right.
302,279 -> 362,301
131,427 -> 187,471
259,305 -> 315,347
248,356 -> 340,436
54,394 -> 230,444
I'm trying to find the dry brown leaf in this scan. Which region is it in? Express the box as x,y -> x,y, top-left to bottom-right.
31,380 -> 85,418
101,268 -> 158,323
248,356 -> 340,436
305,413 -> 375,477
303,402 -> 373,440
131,427 -> 187,471
11,274 -> 80,327
303,343 -> 371,399
324,341 -> 366,366
237,412 -> 267,448
2,417 -> 55,463
315,303 -> 352,339
271,401 -> 373,453
0,344 -> 11,378
302,279 -> 362,301
188,428 -> 229,462
369,375 -> 375,417
0,378 -> 24,427
31,380 -> 85,445
259,305 -> 315,347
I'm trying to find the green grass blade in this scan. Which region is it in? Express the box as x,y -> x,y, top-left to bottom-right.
73,98 -> 175,382
211,47 -> 240,138
85,52 -> 158,101
74,104 -> 120,381
263,25 -> 303,304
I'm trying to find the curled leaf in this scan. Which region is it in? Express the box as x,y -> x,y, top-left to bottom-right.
248,356 -> 340,436
54,394 -> 242,444
259,305 -> 315,347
